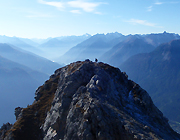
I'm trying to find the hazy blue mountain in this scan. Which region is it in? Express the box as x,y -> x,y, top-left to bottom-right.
143,31 -> 180,46
37,34 -> 91,60
0,35 -> 41,54
0,55 -> 48,126
100,35 -> 155,66
18,37 -> 40,47
0,35 -> 90,61
55,33 -> 91,43
120,39 -> 180,127
31,38 -> 52,44
37,38 -> 69,60
58,32 -> 124,64
39,38 -> 63,48
100,32 -> 180,67
0,43 -> 61,75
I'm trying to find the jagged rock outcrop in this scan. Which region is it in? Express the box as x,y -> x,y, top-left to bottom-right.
0,123 -> 12,140
14,107 -> 23,120
2,60 -> 180,140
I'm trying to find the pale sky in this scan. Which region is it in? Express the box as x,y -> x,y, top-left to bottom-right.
0,0 -> 180,38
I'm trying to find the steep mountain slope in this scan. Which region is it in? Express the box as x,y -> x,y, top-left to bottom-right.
59,33 -> 124,64
0,35 -> 40,54
100,35 -> 155,66
2,60 -> 180,140
0,55 -> 48,126
120,39 -> 180,131
0,43 -> 60,75
144,31 -> 180,46
100,32 -> 180,67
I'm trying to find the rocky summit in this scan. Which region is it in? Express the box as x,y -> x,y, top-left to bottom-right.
1,60 -> 180,140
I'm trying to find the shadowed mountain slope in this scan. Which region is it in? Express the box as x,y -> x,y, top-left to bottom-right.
100,35 -> 155,66
100,32 -> 180,67
0,55 -> 48,126
120,39 -> 180,132
0,43 -> 60,75
0,35 -> 41,54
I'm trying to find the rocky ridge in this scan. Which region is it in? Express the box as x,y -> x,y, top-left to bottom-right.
1,60 -> 180,140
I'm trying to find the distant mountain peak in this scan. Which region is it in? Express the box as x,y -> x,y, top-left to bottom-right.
84,33 -> 91,36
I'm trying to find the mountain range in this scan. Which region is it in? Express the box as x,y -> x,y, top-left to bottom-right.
0,35 -> 41,54
100,32 -> 180,66
57,32 -> 180,66
58,32 -> 123,64
0,43 -> 60,75
100,35 -> 155,66
37,34 -> 91,61
0,34 -> 91,62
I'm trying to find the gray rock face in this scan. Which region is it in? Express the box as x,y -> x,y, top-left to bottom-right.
14,107 -> 23,120
0,123 -> 12,140
42,61 -> 179,140
2,60 -> 180,140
